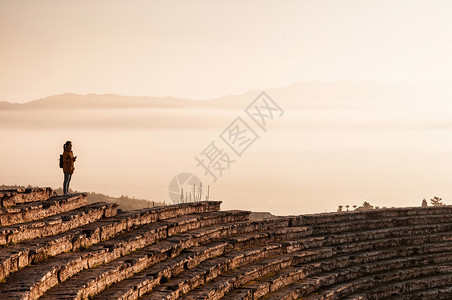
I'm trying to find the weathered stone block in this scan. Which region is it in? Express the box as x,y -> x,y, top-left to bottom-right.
0,187 -> 54,208
0,193 -> 88,226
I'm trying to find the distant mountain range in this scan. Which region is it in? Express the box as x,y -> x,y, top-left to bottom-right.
0,91 -> 260,110
1,80 -> 451,110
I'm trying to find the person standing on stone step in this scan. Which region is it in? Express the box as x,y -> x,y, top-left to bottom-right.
62,141 -> 77,195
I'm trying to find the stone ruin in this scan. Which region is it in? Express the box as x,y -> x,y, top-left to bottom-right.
0,187 -> 451,299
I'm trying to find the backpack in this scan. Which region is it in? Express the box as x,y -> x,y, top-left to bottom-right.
59,154 -> 64,168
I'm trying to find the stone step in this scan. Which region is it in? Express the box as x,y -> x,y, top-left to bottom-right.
161,210 -> 249,236
39,211 -> 249,300
228,221 -> 452,258
253,221 -> 452,258
170,218 -> 452,259
196,244 -> 452,300
298,222 -> 452,251
306,213 -> 452,236
92,223 -> 304,300
221,267 -> 305,300
0,202 -> 118,245
289,249 -> 452,299
341,267 -> 452,300
261,253 -> 452,300
286,210 -> 452,238
0,193 -> 88,226
162,254 -> 296,300
98,221 -> 452,300
93,241 -> 232,300
0,187 -> 54,208
0,210 -> 249,300
337,264 -> 452,299
139,239 -> 312,300
199,237 -> 452,300
290,206 -> 452,226
390,284 -> 452,300
261,286 -> 302,300
91,223 -> 307,300
0,201 -> 223,282
276,214 -> 452,254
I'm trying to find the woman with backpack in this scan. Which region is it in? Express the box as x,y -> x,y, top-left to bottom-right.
62,141 -> 77,195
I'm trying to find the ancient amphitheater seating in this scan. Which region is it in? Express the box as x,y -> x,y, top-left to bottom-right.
1,187 -> 452,299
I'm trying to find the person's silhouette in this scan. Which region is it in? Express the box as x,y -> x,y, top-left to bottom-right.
62,141 -> 77,195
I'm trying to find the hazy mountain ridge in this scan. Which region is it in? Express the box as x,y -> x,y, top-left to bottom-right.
2,80 -> 451,111
0,101 -> 22,109
0,91 -> 260,110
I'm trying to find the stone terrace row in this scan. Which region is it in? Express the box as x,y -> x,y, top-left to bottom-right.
0,187 -> 54,208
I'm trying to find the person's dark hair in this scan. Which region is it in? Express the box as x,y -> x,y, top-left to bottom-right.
63,141 -> 72,151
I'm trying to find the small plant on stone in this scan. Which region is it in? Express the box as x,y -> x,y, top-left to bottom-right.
430,196 -> 445,206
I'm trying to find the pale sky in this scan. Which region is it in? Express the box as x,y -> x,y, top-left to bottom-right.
1,0 -> 452,103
